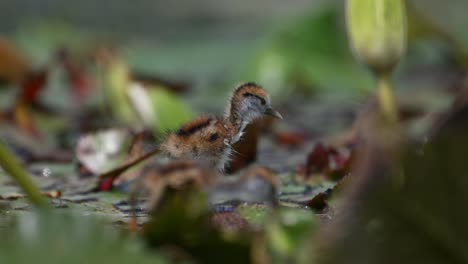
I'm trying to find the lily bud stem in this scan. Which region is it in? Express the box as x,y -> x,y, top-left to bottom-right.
377,74 -> 398,124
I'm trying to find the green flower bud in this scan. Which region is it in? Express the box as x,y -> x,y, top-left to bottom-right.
346,0 -> 407,74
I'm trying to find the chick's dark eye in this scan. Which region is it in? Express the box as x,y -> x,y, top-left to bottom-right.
208,133 -> 219,142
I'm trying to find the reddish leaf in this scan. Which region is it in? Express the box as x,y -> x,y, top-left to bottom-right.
305,142 -> 329,176
19,70 -> 48,104
98,177 -> 115,192
302,142 -> 353,181
274,131 -> 306,147
57,49 -> 90,101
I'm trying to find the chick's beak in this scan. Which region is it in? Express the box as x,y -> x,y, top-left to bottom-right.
264,107 -> 283,120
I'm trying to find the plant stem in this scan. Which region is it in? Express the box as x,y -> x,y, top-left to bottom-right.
0,140 -> 49,208
377,74 -> 398,124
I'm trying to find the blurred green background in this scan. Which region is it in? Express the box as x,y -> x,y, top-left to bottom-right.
1,0 -> 468,112
0,0 -> 463,96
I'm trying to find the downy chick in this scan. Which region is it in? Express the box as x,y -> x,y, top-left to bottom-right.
161,82 -> 282,171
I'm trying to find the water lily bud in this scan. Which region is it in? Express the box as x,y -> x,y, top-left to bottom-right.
346,0 -> 407,74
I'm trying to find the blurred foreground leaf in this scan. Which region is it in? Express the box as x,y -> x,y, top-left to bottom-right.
0,211 -> 170,264
266,208 -> 316,264
312,102 -> 468,264
143,187 -> 252,264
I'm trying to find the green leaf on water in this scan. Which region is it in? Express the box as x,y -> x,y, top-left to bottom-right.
149,88 -> 193,136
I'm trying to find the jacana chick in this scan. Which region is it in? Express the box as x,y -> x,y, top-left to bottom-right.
161,82 -> 282,171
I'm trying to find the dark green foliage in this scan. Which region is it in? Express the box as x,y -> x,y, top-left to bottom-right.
143,188 -> 253,264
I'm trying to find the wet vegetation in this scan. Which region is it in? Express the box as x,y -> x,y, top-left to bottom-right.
1,0 -> 468,263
